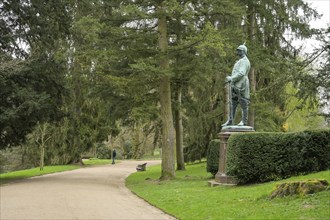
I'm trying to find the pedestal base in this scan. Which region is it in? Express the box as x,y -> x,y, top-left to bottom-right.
215,173 -> 237,185
210,127 -> 254,186
221,125 -> 255,132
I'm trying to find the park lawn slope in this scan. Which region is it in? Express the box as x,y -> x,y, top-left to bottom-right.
126,163 -> 330,220
0,165 -> 80,185
0,158 -> 115,185
83,158 -> 116,165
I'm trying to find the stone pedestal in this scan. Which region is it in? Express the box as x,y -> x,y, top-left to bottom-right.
214,126 -> 255,185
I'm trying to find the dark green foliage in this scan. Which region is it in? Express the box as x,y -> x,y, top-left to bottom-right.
184,144 -> 202,163
0,0 -> 71,149
227,130 -> 330,184
206,139 -> 220,177
0,0 -> 73,56
0,56 -> 65,149
122,140 -> 133,159
96,144 -> 111,159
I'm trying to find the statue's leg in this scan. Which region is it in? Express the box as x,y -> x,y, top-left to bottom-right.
222,86 -> 235,127
231,98 -> 238,122
226,89 -> 238,125
239,97 -> 249,125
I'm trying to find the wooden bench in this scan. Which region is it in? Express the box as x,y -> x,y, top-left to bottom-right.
136,163 -> 147,171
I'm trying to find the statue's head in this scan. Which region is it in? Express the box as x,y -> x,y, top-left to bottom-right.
236,44 -> 248,57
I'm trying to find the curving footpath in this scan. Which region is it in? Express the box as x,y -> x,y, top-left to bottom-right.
0,160 -> 176,220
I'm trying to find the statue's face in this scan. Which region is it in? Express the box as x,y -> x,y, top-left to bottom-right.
236,49 -> 245,58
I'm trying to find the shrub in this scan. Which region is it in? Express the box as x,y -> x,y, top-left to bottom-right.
123,140 -> 132,159
96,144 -> 111,159
184,144 -> 202,163
114,150 -> 123,160
226,129 -> 330,184
206,139 -> 220,177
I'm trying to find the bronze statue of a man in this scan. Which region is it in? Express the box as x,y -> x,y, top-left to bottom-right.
222,44 -> 250,127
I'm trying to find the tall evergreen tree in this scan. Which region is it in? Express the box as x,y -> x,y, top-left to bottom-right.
239,0 -> 320,130
0,0 -> 73,148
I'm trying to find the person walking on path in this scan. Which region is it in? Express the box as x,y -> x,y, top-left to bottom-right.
112,149 -> 117,164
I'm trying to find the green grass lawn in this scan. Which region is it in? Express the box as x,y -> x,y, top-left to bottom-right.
126,163 -> 330,220
0,158 -> 116,185
0,165 -> 80,185
83,158 -> 117,165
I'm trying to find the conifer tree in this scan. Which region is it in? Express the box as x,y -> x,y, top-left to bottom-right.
0,0 -> 72,148
239,0 -> 320,130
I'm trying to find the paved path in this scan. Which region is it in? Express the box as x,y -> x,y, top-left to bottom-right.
0,160 -> 176,220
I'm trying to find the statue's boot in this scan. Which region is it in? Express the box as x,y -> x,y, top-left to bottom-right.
223,98 -> 238,127
222,120 -> 233,127
237,121 -> 245,126
237,111 -> 248,126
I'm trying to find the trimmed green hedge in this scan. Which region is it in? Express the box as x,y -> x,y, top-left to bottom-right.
206,139 -> 220,177
226,130 -> 330,184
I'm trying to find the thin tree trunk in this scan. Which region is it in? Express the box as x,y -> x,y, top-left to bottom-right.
157,1 -> 175,180
40,145 -> 45,171
249,68 -> 256,127
248,5 -> 256,128
72,61 -> 83,165
38,123 -> 51,171
152,122 -> 161,156
175,85 -> 185,170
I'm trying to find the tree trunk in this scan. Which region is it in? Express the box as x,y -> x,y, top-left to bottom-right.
248,5 -> 256,128
157,1 -> 175,180
175,85 -> 185,170
38,123 -> 50,171
152,122 -> 161,156
40,145 -> 45,171
132,122 -> 144,159
248,67 -> 256,127
71,61 -> 83,164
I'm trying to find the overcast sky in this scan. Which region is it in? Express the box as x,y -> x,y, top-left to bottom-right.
296,0 -> 330,53
306,0 -> 330,29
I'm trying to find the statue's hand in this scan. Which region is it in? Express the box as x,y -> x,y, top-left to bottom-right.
225,76 -> 232,83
